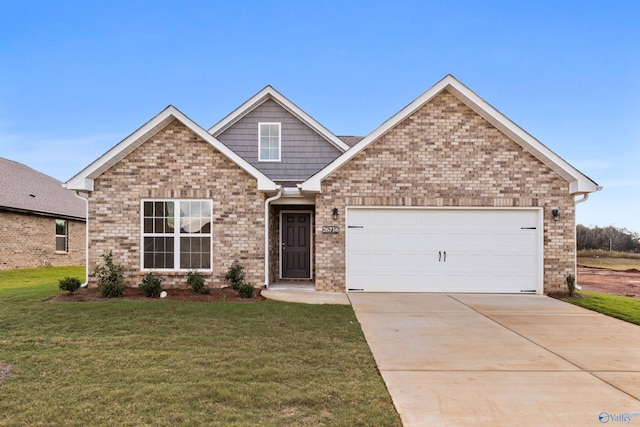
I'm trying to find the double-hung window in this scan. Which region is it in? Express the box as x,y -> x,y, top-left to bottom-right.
55,219 -> 67,252
258,122 -> 281,161
142,200 -> 212,270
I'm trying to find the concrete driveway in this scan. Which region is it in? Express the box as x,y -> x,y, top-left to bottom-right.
349,293 -> 640,426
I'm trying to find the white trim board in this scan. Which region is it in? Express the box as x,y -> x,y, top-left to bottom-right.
65,106 -> 278,192
208,85 -> 350,153
302,75 -> 600,195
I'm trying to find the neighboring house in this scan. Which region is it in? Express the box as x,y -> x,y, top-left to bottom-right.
0,157 -> 86,269
66,75 -> 600,294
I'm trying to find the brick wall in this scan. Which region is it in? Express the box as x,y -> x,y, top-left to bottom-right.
87,119 -> 265,288
0,211 -> 85,269
315,90 -> 575,293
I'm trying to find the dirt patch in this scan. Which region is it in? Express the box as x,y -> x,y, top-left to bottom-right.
577,267 -> 640,299
0,363 -> 12,385
49,286 -> 265,303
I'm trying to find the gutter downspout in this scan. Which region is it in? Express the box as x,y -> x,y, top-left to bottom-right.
574,193 -> 589,204
573,193 -> 590,291
264,187 -> 282,289
72,190 -> 90,288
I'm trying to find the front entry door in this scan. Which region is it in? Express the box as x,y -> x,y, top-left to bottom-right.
281,213 -> 311,278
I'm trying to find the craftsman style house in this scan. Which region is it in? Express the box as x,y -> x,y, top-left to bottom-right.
66,75 -> 600,293
1,157 -> 85,269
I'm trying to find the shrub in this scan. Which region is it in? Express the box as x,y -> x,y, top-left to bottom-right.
140,272 -> 163,298
238,282 -> 255,298
94,251 -> 124,298
187,270 -> 209,294
225,258 -> 245,290
566,273 -> 576,297
58,277 -> 81,293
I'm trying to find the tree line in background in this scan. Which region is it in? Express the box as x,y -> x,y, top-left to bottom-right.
577,224 -> 640,252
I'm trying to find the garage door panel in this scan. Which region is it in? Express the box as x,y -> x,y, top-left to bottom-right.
347,208 -> 541,293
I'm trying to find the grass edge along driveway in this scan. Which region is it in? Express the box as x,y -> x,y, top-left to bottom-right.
0,267 -> 400,427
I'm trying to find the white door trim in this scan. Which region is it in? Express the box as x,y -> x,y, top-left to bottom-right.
279,210 -> 314,280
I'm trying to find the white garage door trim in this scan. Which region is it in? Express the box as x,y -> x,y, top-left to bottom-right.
346,207 -> 544,294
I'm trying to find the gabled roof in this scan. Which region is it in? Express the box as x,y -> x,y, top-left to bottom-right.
302,75 -> 601,195
0,157 -> 85,220
65,106 -> 278,192
208,85 -> 351,153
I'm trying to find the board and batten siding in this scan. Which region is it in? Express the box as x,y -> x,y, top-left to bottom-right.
215,99 -> 342,181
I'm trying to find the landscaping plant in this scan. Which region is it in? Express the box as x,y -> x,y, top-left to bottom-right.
94,251 -> 124,298
187,270 -> 209,294
238,282 -> 255,298
58,277 -> 81,293
139,272 -> 164,298
224,257 -> 245,290
566,273 -> 576,297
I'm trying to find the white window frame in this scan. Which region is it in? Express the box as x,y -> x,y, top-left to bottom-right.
55,219 -> 68,253
258,122 -> 281,162
140,199 -> 213,271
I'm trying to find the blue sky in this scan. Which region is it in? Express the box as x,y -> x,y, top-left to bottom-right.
1,1 -> 639,232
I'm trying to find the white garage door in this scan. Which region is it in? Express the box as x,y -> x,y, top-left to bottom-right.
346,208 -> 542,293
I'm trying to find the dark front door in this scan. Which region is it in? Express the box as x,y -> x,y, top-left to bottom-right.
282,212 -> 311,278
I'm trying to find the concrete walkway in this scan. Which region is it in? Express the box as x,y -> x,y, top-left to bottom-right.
349,293 -> 640,427
261,289 -> 350,305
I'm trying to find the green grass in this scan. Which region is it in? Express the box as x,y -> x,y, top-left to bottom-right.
577,250 -> 640,271
564,291 -> 640,326
0,267 -> 400,426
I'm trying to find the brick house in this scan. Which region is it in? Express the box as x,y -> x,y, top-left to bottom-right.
66,75 -> 600,293
1,157 -> 86,269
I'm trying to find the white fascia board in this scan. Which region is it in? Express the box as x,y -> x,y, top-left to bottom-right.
445,82 -> 600,195
171,108 -> 278,192
302,77 -> 453,192
302,75 -> 600,195
65,108 -> 177,191
65,105 -> 277,193
208,86 -> 350,153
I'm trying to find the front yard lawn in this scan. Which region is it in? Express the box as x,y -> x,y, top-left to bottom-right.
563,290 -> 640,326
0,267 -> 400,426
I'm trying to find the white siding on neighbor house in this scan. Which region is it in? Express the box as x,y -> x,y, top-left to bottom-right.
216,99 -> 343,181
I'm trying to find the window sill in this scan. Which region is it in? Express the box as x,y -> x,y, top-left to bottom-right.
140,269 -> 213,274
55,251 -> 69,255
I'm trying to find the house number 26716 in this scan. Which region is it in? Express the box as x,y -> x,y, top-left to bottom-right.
322,226 -> 340,234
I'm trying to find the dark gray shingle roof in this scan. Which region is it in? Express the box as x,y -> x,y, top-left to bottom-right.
0,157 -> 85,220
337,136 -> 364,147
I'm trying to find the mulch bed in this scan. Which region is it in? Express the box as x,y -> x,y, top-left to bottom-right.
49,286 -> 265,303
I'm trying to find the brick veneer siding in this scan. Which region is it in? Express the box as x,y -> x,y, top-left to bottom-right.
87,119 -> 265,288
315,90 -> 575,293
0,211 -> 85,269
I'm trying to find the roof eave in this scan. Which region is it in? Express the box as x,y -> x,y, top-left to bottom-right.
65,105 -> 278,193
302,75 -> 601,195
208,86 -> 350,153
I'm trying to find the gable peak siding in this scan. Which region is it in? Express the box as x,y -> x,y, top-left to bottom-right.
216,99 -> 342,181
315,90 -> 575,293
88,119 -> 265,288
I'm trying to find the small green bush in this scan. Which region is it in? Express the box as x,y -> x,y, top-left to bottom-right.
566,273 -> 576,297
238,282 -> 255,298
140,272 -> 163,298
187,270 -> 209,294
58,277 -> 81,293
94,251 -> 124,298
225,257 -> 246,290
